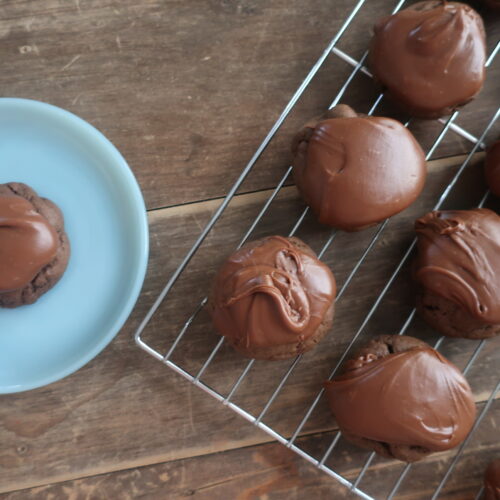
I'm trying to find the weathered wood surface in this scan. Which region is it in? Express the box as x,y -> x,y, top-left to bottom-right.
2,402 -> 498,499
0,0 -> 499,499
0,0 -> 498,210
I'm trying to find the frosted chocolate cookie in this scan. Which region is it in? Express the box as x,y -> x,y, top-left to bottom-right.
414,209 -> 500,339
209,236 -> 336,360
369,1 -> 486,118
324,335 -> 476,462
484,458 -> 500,500
0,183 -> 70,307
291,105 -> 426,231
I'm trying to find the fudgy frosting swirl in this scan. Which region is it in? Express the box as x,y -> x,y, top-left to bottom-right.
325,346 -> 476,451
211,236 -> 336,348
0,195 -> 58,292
369,1 -> 486,118
414,209 -> 500,323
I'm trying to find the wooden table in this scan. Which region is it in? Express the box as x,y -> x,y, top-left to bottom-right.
0,1 -> 499,499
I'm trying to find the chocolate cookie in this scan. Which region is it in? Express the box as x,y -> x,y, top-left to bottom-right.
324,335 -> 476,462
485,140 -> 500,197
484,458 -> 500,500
414,209 -> 500,339
0,183 -> 70,307
209,236 -> 336,360
291,105 -> 426,232
369,1 -> 486,118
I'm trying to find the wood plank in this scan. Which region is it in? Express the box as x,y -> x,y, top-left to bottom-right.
0,0 -> 498,210
0,435 -> 361,500
0,0 -> 499,497
0,154 -> 498,494
2,401 -> 498,500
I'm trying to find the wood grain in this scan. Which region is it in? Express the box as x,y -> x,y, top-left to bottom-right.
0,153 -> 498,498
0,0 -> 498,210
0,0 -> 499,498
2,401 -> 498,499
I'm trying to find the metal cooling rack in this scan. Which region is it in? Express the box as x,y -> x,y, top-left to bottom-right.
135,1 -> 500,498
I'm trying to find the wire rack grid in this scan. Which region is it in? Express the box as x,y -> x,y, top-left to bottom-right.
135,1 -> 500,498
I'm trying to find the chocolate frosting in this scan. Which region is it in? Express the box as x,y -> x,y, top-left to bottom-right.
211,236 -> 336,348
0,195 -> 58,292
369,1 -> 486,118
325,346 -> 476,451
292,107 -> 426,231
485,459 -> 500,500
485,141 -> 500,197
414,209 -> 500,324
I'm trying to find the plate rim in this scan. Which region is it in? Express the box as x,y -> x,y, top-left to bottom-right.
0,97 -> 149,393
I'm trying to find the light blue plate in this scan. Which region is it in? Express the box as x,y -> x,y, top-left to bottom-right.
0,98 -> 149,393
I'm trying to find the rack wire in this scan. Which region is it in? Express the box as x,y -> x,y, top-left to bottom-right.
135,1 -> 500,498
